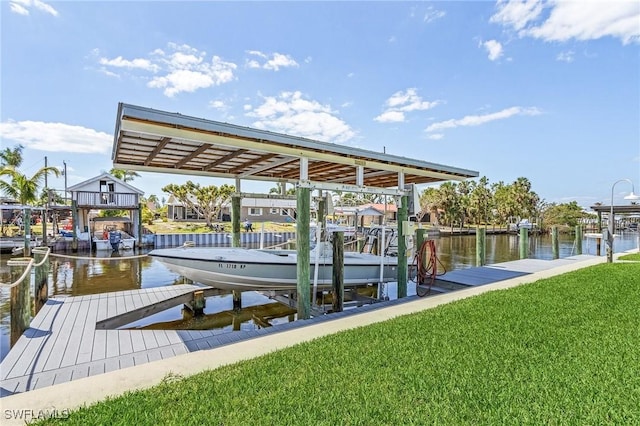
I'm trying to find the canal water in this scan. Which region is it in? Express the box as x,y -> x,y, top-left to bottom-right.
2,232 -> 638,362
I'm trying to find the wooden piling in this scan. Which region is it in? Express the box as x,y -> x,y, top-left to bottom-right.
475,226 -> 486,266
519,227 -> 528,259
231,195 -> 241,248
415,229 -> 427,274
23,207 -> 31,257
192,290 -> 205,316
71,201 -> 79,251
9,259 -> 31,347
575,225 -> 583,255
296,186 -> 311,319
232,290 -> 242,312
33,249 -> 49,314
332,231 -> 344,312
551,226 -> 559,259
397,195 -> 408,298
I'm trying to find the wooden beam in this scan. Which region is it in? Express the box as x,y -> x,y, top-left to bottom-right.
228,153 -> 278,174
204,149 -> 248,171
174,144 -> 211,168
143,137 -> 171,166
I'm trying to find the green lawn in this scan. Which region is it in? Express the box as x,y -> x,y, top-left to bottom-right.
619,252 -> 640,261
40,263 -> 640,425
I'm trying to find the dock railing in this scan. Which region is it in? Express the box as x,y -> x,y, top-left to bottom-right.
1,247 -> 51,346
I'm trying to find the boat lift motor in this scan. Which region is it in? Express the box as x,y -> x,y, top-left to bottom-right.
109,231 -> 122,252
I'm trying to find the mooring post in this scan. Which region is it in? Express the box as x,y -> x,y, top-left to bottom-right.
23,207 -> 31,257
552,226 -> 559,259
397,195 -> 408,298
42,210 -> 47,245
296,186 -> 311,319
575,225 -> 583,255
231,195 -> 241,248
475,226 -> 486,266
9,259 -> 31,347
415,228 -> 427,274
192,290 -> 205,316
71,200 -> 79,251
332,231 -> 344,312
519,227 -> 528,259
33,249 -> 49,314
232,290 -> 242,312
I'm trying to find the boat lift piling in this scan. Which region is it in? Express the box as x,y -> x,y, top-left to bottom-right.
4,247 -> 51,346
332,231 -> 344,313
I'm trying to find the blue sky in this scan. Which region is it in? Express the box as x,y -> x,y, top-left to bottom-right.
1,0 -> 639,208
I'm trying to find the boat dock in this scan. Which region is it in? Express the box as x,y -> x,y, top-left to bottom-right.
1,255 -> 602,398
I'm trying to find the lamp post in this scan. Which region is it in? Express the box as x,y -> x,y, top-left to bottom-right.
607,179 -> 639,263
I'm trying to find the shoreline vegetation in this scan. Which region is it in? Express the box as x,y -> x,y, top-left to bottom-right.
37,259 -> 640,425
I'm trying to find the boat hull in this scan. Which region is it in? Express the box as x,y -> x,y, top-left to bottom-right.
149,247 -> 398,291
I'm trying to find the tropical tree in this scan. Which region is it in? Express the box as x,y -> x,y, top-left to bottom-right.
438,182 -> 460,230
541,201 -> 588,228
0,144 -> 24,168
162,181 -> 235,227
418,186 -> 441,224
0,166 -> 61,205
468,176 -> 493,225
109,168 -> 141,183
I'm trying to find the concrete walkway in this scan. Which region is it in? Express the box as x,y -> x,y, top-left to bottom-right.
0,252 -> 635,424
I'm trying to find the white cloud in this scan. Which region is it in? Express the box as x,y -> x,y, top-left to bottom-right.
0,120 -> 112,154
99,56 -> 160,72
375,88 -> 440,123
246,91 -> 355,143
375,111 -> 406,123
490,0 -> 543,31
9,2 -> 29,15
424,6 -> 446,23
427,133 -> 444,140
209,100 -> 226,110
97,43 -> 237,97
246,51 -> 299,71
482,39 -> 504,61
491,0 -> 640,45
426,106 -> 542,133
9,0 -> 58,16
556,50 -> 575,62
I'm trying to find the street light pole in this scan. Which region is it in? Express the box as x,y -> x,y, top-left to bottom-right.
607,179 -> 638,263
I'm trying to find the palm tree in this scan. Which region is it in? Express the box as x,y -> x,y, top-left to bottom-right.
0,144 -> 24,168
109,168 -> 140,183
0,165 -> 61,205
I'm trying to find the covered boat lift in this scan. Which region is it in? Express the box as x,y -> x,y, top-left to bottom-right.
111,103 -> 479,318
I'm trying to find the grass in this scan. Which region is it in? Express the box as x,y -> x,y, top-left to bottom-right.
619,252 -> 640,261
39,263 -> 640,425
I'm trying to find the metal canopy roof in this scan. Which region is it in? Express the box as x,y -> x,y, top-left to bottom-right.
112,103 -> 478,190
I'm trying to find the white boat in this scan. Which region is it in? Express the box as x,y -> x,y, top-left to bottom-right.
91,217 -> 136,251
148,242 -> 398,291
93,230 -> 136,251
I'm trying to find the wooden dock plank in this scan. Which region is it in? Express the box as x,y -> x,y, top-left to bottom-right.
105,330 -> 120,358
91,330 -> 107,362
60,298 -> 92,368
141,331 -> 159,350
40,298 -> 82,372
106,294 -> 118,322
117,330 -> 133,355
153,330 -> 170,348
130,330 -> 146,352
0,299 -> 62,379
16,299 -> 74,376
115,295 -> 126,316
75,298 -> 99,365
